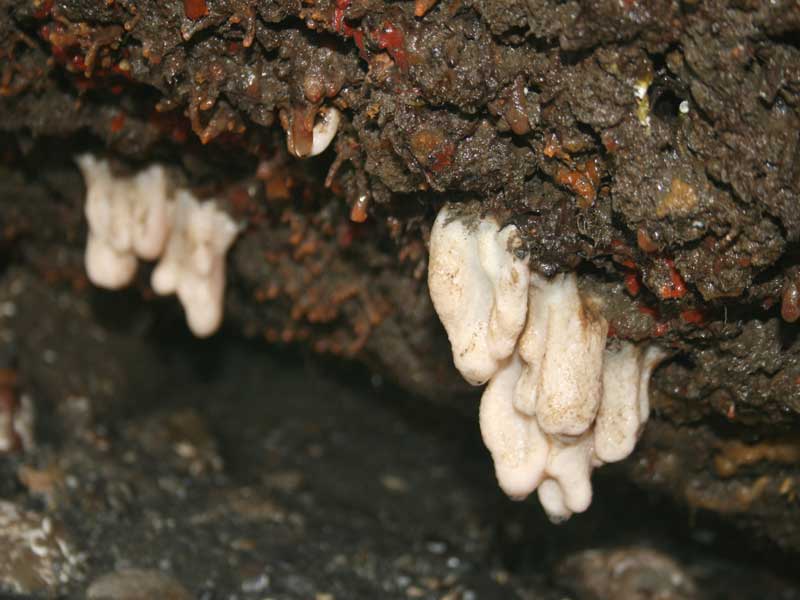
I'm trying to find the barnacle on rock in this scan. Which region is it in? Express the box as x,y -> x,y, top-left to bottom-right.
281,106 -> 341,159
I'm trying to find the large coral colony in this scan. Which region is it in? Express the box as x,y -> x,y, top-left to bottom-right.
428,204 -> 665,521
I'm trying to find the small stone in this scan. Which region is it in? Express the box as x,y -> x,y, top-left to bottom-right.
263,470 -> 304,493
87,569 -> 191,600
241,573 -> 270,593
125,408 -> 224,476
0,501 -> 84,595
425,539 -> 447,555
555,546 -> 698,600
492,569 -> 510,585
231,538 -> 257,551
380,474 -> 409,493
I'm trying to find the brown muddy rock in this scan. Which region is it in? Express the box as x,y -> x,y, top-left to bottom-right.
559,48 -> 644,131
612,138 -> 718,251
403,9 -> 503,111
673,6 -> 800,239
87,569 -> 191,600
468,0 -> 531,38
686,319 -> 800,421
482,0 -> 574,42
0,500 -> 85,596
518,181 -> 586,275
558,0 -> 680,52
555,546 -> 699,600
674,217 -> 784,301
632,421 -> 800,552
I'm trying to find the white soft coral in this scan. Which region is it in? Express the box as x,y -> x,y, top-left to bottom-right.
78,155 -> 239,337
514,273 -> 607,436
130,164 -> 173,261
595,343 -> 666,463
428,202 -> 666,521
78,154 -> 139,289
483,272 -> 607,517
479,353 -> 549,500
428,205 -> 530,385
152,191 -> 239,337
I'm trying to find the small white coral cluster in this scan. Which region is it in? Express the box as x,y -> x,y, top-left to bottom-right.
77,155 -> 239,337
428,204 -> 665,521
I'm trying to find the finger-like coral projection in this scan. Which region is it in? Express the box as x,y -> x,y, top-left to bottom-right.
78,155 -> 240,337
595,343 -> 666,463
78,154 -> 141,289
428,204 -> 530,385
515,273 -> 607,437
130,165 -> 173,262
479,353 -> 548,500
428,203 -> 666,521
152,192 -> 239,337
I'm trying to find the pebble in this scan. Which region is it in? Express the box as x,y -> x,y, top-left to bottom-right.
87,569 -> 191,600
0,501 -> 84,595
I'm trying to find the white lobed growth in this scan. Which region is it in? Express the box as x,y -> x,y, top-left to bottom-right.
130,164 -> 173,261
428,203 -> 666,521
515,273 -> 607,436
79,155 -> 173,286
428,205 -> 530,385
595,343 -> 666,463
78,155 -> 240,337
152,191 -> 239,337
479,353 -> 549,500
78,154 -> 140,289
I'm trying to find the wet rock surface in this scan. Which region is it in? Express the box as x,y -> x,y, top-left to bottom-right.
0,269 -> 796,598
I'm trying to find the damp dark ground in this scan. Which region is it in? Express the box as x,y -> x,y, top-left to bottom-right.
0,269 -> 798,600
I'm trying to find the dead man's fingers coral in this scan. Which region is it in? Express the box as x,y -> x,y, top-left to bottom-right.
428,204 -> 529,385
428,202 -> 665,521
479,353 -> 549,500
78,155 -> 240,338
517,273 -> 607,438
